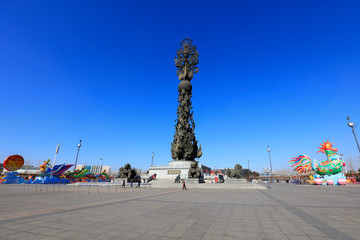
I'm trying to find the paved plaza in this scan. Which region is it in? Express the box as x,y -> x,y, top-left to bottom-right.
0,183 -> 360,240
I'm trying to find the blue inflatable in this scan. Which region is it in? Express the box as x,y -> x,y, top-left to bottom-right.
2,172 -> 26,184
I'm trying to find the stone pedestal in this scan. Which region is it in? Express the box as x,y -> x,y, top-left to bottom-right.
225,178 -> 247,183
114,178 -> 127,183
186,178 -> 200,184
149,161 -> 197,179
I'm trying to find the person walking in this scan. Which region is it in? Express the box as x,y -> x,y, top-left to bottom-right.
130,180 -> 133,187
122,179 -> 126,188
137,181 -> 140,188
182,180 -> 187,190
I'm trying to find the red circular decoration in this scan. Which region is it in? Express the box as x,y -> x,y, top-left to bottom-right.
3,155 -> 24,171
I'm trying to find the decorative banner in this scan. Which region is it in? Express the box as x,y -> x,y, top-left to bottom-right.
3,155 -> 24,171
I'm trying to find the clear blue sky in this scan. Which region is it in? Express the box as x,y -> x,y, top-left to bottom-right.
1,1 -> 359,173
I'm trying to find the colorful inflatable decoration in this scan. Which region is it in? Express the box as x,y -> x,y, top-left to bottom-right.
66,168 -> 96,179
65,167 -> 110,182
1,155 -> 26,184
314,178 -> 323,185
39,159 -> 51,177
28,159 -> 73,184
51,164 -> 73,176
338,178 -> 346,185
327,179 -> 334,185
289,140 -> 346,185
3,155 -> 24,171
97,170 -> 110,181
2,171 -> 26,184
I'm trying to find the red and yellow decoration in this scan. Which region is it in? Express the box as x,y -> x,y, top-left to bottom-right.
3,155 -> 24,171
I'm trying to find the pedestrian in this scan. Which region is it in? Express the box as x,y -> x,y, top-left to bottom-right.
122,179 -> 126,188
137,181 -> 140,188
130,180 -> 133,187
182,180 -> 187,190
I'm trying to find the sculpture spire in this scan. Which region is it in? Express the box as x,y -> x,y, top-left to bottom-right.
171,38 -> 202,161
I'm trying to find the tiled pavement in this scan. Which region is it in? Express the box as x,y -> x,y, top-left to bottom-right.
0,183 -> 359,240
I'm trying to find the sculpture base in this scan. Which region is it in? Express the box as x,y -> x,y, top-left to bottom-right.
149,161 -> 198,179
186,178 -> 201,184
114,178 -> 127,183
225,178 -> 247,183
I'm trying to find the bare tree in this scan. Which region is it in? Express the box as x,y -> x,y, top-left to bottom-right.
36,159 -> 43,167
24,159 -> 32,167
346,157 -> 355,171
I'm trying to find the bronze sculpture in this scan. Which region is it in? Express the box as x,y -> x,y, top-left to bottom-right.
230,164 -> 243,179
171,38 -> 202,161
116,163 -> 137,179
188,162 -> 201,178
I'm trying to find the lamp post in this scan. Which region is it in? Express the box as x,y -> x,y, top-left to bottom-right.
347,116 -> 360,153
52,144 -> 60,167
151,152 -> 154,166
267,145 -> 273,183
100,158 -> 103,174
263,167 -> 271,189
247,157 -> 250,182
73,140 -> 82,171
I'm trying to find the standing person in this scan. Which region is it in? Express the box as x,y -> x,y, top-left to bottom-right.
137,181 -> 140,188
182,180 -> 187,190
122,179 -> 126,188
130,180 -> 133,187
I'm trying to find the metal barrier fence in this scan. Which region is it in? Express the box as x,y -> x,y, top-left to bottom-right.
21,182 -> 152,194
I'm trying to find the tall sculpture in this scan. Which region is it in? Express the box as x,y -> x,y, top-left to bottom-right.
171,38 -> 202,161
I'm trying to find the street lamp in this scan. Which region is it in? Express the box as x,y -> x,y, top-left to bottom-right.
267,145 -> 273,183
151,152 -> 154,166
73,140 -> 82,171
52,144 -> 60,167
263,167 -> 271,189
347,116 -> 360,153
100,158 -> 103,173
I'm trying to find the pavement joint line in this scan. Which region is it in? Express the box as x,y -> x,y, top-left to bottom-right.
0,189 -> 181,223
257,193 -> 293,240
260,190 -> 357,240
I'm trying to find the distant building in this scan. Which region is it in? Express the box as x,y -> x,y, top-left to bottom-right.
200,164 -> 211,173
2,165 -> 40,175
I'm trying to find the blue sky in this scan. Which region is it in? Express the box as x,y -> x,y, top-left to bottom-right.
1,1 -> 360,173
